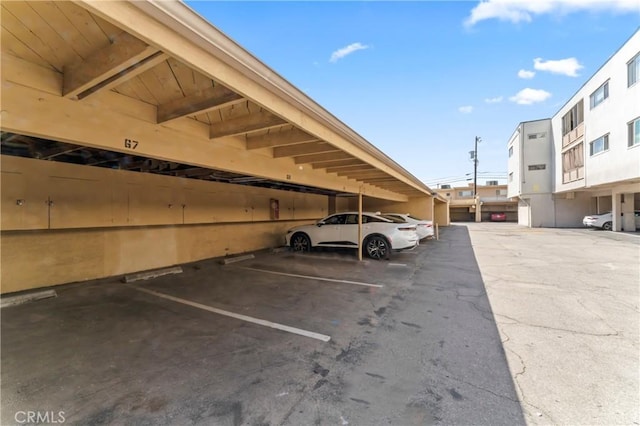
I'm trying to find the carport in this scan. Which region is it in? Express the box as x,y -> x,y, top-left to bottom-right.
0,1 -> 448,294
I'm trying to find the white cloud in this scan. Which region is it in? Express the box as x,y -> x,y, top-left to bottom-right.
485,96 -> 504,103
518,69 -> 535,79
509,88 -> 552,105
465,0 -> 640,27
458,105 -> 474,113
534,57 -> 583,77
329,42 -> 369,63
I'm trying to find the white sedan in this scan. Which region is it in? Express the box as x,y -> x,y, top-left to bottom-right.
382,213 -> 434,240
285,212 -> 419,259
582,211 -> 640,230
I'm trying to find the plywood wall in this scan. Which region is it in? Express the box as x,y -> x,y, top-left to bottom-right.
0,155 -> 329,293
1,155 -> 328,230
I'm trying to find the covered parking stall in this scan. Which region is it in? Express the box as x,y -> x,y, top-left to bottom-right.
0,1 -> 448,294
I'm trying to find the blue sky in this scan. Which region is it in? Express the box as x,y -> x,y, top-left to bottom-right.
185,0 -> 640,188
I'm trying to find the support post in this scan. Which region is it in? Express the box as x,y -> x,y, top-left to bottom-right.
358,189 -> 363,261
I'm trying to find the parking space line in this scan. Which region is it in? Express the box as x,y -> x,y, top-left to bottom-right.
130,286 -> 331,342
234,266 -> 383,288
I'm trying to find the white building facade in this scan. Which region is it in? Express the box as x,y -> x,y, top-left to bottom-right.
508,29 -> 640,231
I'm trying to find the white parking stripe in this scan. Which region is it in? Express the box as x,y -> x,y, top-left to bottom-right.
234,266 -> 383,288
130,286 -> 331,342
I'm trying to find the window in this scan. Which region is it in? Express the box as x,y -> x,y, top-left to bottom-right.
508,146 -> 513,157
345,214 -> 358,224
628,53 -> 640,87
562,142 -> 584,183
324,214 -> 345,225
562,100 -> 584,136
364,215 -> 387,223
496,189 -> 507,196
528,164 -> 546,170
528,132 -> 547,140
458,190 -> 473,197
590,81 -> 609,109
508,172 -> 513,182
589,134 -> 609,156
629,117 -> 640,147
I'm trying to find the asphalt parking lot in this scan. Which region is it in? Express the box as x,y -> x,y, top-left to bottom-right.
1,226 -> 522,425
468,223 -> 640,425
2,224 -> 638,425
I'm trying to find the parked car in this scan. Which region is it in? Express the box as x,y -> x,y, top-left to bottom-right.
285,212 -> 419,259
582,211 -> 640,230
490,212 -> 507,222
381,213 -> 434,239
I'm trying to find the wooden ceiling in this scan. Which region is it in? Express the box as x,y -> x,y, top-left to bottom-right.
0,1 -> 432,199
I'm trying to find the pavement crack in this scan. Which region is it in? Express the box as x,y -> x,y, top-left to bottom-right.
494,313 -> 620,337
507,346 -> 556,424
438,370 -> 520,404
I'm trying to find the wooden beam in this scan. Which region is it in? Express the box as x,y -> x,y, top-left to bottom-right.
63,32 -> 161,99
326,164 -> 374,173
157,84 -> 244,123
210,111 -> 286,138
360,178 -> 398,183
246,128 -> 318,149
311,159 -> 364,169
338,170 -> 388,177
1,79 -> 408,202
273,142 -> 339,158
294,152 -> 353,164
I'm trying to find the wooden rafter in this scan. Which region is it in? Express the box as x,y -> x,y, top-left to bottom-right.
311,159 -> 364,169
63,32 -> 162,99
245,128 -> 318,149
338,170 -> 389,178
360,177 -> 398,183
158,84 -> 244,123
326,164 -> 375,173
273,142 -> 339,158
294,152 -> 353,164
210,111 -> 286,139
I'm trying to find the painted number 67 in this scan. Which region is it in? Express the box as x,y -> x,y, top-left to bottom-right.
124,138 -> 138,149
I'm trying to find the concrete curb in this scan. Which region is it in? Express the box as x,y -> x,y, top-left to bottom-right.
221,254 -> 255,265
1,289 -> 57,308
123,266 -> 183,283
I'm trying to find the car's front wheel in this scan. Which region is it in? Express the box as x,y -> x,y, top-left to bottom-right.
602,221 -> 612,231
290,233 -> 311,252
364,236 -> 389,260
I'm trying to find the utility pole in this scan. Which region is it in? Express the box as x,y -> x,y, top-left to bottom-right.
473,136 -> 481,197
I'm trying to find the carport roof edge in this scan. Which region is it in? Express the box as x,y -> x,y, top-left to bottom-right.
103,0 -> 434,197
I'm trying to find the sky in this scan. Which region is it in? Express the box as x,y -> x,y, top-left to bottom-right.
185,0 -> 640,188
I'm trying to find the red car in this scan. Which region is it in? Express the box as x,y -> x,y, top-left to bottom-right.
490,212 -> 506,222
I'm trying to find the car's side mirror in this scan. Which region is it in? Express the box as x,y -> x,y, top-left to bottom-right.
316,221 -> 325,227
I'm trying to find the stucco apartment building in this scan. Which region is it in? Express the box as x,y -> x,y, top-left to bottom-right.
508,29 -> 640,231
435,182 -> 517,222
